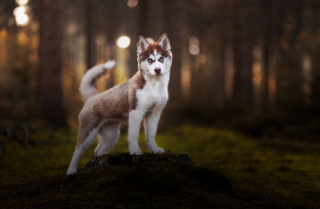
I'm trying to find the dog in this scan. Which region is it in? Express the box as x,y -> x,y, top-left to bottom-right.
67,33 -> 172,175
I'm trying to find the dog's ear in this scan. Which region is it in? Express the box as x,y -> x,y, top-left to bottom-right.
137,36 -> 150,54
158,33 -> 171,51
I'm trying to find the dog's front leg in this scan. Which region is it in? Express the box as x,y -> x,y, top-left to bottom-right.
128,110 -> 144,155
144,107 -> 165,154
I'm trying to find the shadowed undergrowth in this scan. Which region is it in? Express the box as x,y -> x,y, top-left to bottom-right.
0,124 -> 319,208
0,152 -> 311,209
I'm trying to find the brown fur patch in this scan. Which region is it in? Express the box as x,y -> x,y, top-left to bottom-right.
138,43 -> 172,64
77,82 -> 129,146
77,112 -> 101,147
129,72 -> 146,111
77,71 -> 146,146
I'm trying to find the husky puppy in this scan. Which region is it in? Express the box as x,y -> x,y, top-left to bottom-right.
67,33 -> 172,175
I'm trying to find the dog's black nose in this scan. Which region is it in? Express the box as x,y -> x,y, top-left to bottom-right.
155,68 -> 161,74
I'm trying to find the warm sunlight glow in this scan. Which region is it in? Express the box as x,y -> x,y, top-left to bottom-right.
67,23 -> 78,35
116,36 -> 131,48
146,38 -> 154,43
16,0 -> 29,6
197,54 -> 207,64
268,54 -> 277,105
225,47 -> 234,100
181,66 -> 191,97
16,13 -> 29,26
127,0 -> 138,8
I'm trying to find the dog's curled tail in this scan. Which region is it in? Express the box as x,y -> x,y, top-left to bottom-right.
80,60 -> 116,102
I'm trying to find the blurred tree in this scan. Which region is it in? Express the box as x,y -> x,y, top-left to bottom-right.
0,0 -> 15,30
85,0 -> 93,69
233,0 -> 254,106
138,0 -> 148,37
128,0 -> 139,77
311,0 -> 320,109
38,0 -> 67,127
276,0 -> 304,109
261,0 -> 273,111
165,0 -> 183,99
105,0 -> 117,89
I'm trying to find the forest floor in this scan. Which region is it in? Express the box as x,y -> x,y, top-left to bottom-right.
0,124 -> 319,208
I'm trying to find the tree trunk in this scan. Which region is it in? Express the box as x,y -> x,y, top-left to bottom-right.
38,0 -> 67,127
165,0 -> 183,100
261,0 -> 272,111
138,0 -> 148,36
85,0 -> 92,69
105,0 -> 117,89
276,0 -> 304,109
233,0 -> 253,107
311,0 -> 320,108
128,1 -> 139,77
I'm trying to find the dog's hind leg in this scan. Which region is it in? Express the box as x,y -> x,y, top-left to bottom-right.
67,117 -> 103,175
94,122 -> 121,156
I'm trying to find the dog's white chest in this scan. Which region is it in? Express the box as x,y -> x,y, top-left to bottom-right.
136,79 -> 168,110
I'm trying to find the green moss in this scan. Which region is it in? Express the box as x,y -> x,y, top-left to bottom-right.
1,152 -> 309,209
0,125 -> 319,207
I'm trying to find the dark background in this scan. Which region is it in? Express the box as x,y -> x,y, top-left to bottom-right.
1,0 -> 320,140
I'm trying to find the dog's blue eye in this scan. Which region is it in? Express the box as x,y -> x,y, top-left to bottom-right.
147,58 -> 153,63
159,57 -> 164,62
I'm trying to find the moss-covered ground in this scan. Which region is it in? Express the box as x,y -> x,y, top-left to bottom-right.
0,124 -> 319,208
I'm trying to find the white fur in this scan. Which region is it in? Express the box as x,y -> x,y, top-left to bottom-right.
80,60 -> 115,102
104,60 -> 116,69
128,48 -> 170,155
67,122 -> 103,175
94,122 -> 121,156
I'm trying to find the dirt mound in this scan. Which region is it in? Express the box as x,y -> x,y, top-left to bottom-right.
0,152 -> 310,209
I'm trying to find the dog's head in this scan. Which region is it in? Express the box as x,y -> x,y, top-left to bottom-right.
137,33 -> 172,77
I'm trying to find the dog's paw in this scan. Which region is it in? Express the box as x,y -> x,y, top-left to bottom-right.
129,144 -> 142,155
151,147 -> 165,154
130,148 -> 142,155
67,168 -> 77,175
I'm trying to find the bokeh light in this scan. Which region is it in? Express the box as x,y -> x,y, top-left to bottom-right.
13,5 -> 29,26
127,0 -> 138,8
146,38 -> 154,43
16,0 -> 29,6
116,36 -> 131,48
15,13 -> 29,26
13,6 -> 26,16
188,37 -> 200,55
189,37 -> 199,46
189,45 -> 200,55
67,23 -> 78,35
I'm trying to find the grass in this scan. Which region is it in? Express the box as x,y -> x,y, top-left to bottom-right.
0,124 -> 319,207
